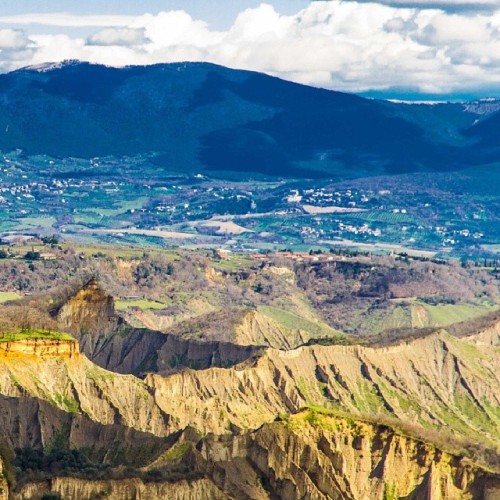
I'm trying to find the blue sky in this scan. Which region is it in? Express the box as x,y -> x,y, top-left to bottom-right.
0,1 -> 309,29
0,1 -> 498,99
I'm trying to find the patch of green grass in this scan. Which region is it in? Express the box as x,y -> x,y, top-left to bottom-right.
0,329 -> 74,342
14,216 -> 56,230
213,255 -> 254,271
384,482 -> 398,500
418,302 -> 497,326
0,291 -> 21,303
353,382 -> 388,414
163,443 -> 191,462
454,394 -> 498,435
115,299 -> 167,311
258,305 -> 343,339
54,392 -> 79,413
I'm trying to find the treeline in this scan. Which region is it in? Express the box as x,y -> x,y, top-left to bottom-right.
12,445 -> 202,490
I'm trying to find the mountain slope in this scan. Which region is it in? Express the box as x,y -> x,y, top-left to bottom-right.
0,349 -> 173,436
0,61 -> 495,179
147,328 -> 500,450
0,319 -> 499,498
194,411 -> 499,500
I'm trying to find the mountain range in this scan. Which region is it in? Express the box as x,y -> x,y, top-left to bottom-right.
0,60 -> 498,179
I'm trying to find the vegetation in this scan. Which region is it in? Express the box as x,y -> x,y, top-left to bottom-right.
14,446 -> 107,479
0,244 -> 496,340
0,292 -> 21,303
115,299 -> 167,311
0,329 -> 73,343
284,407 -> 500,472
257,305 -> 344,339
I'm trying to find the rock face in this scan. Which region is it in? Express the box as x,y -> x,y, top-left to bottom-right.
195,412 -> 500,500
58,278 -> 118,336
147,330 -> 500,446
2,286 -> 500,499
0,338 -> 79,358
0,456 -> 8,500
56,280 -> 263,376
13,477 -> 227,500
10,413 -> 499,500
78,326 -> 262,376
0,395 -> 172,460
234,310 -> 307,349
0,354 -> 173,437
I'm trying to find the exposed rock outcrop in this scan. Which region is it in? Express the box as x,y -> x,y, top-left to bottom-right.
194,412 -> 500,500
8,412 -> 500,500
57,278 -> 118,336
0,338 -> 79,358
1,288 -> 499,500
0,455 -> 8,500
147,330 -> 500,448
79,326 -> 263,376
13,477 -> 227,500
234,310 -> 307,349
0,395 -> 174,460
0,354 -> 173,437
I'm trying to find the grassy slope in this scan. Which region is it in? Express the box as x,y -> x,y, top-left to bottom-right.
0,292 -> 21,303
257,305 -> 344,340
0,329 -> 74,342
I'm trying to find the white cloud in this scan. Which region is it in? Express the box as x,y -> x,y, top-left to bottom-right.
88,28 -> 149,47
0,28 -> 30,49
347,0 -> 498,7
0,1 -> 499,95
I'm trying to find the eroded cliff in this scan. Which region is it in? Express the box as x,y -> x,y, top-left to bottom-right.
13,477 -> 227,500
1,281 -> 499,499
147,329 -> 500,449
0,455 -> 8,500
195,411 -> 500,500
57,278 -> 118,336
7,412 -> 500,500
0,338 -> 79,358
0,353 -> 174,437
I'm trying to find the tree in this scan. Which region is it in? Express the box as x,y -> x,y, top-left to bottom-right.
24,251 -> 41,261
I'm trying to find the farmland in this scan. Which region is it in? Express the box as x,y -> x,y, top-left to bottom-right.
0,151 -> 498,260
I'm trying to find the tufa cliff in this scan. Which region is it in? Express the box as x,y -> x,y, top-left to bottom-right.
146,329 -> 500,449
0,354 -> 174,437
193,411 -> 500,500
1,280 -> 499,499
12,477 -> 227,500
0,338 -> 78,358
5,412 -> 500,500
57,278 -> 118,336
0,455 -> 7,500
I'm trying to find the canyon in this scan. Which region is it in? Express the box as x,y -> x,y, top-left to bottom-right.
0,278 -> 498,499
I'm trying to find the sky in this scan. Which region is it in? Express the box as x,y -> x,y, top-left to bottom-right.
0,0 -> 499,99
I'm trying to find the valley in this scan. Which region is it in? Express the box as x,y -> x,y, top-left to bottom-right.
0,244 -> 498,498
0,63 -> 499,259
0,60 -> 498,499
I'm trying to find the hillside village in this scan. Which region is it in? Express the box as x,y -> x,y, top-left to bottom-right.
0,152 -> 494,259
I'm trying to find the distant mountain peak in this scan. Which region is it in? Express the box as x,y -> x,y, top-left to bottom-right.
0,61 -> 497,176
22,59 -> 92,73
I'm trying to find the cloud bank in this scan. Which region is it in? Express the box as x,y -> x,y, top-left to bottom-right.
0,1 -> 498,95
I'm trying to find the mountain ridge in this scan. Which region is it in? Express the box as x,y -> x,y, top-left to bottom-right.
1,60 -> 498,179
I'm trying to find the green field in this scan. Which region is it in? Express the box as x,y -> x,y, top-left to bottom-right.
0,291 -> 22,303
0,329 -> 74,342
414,301 -> 498,327
115,299 -> 167,311
14,216 -> 57,230
258,305 -> 344,339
